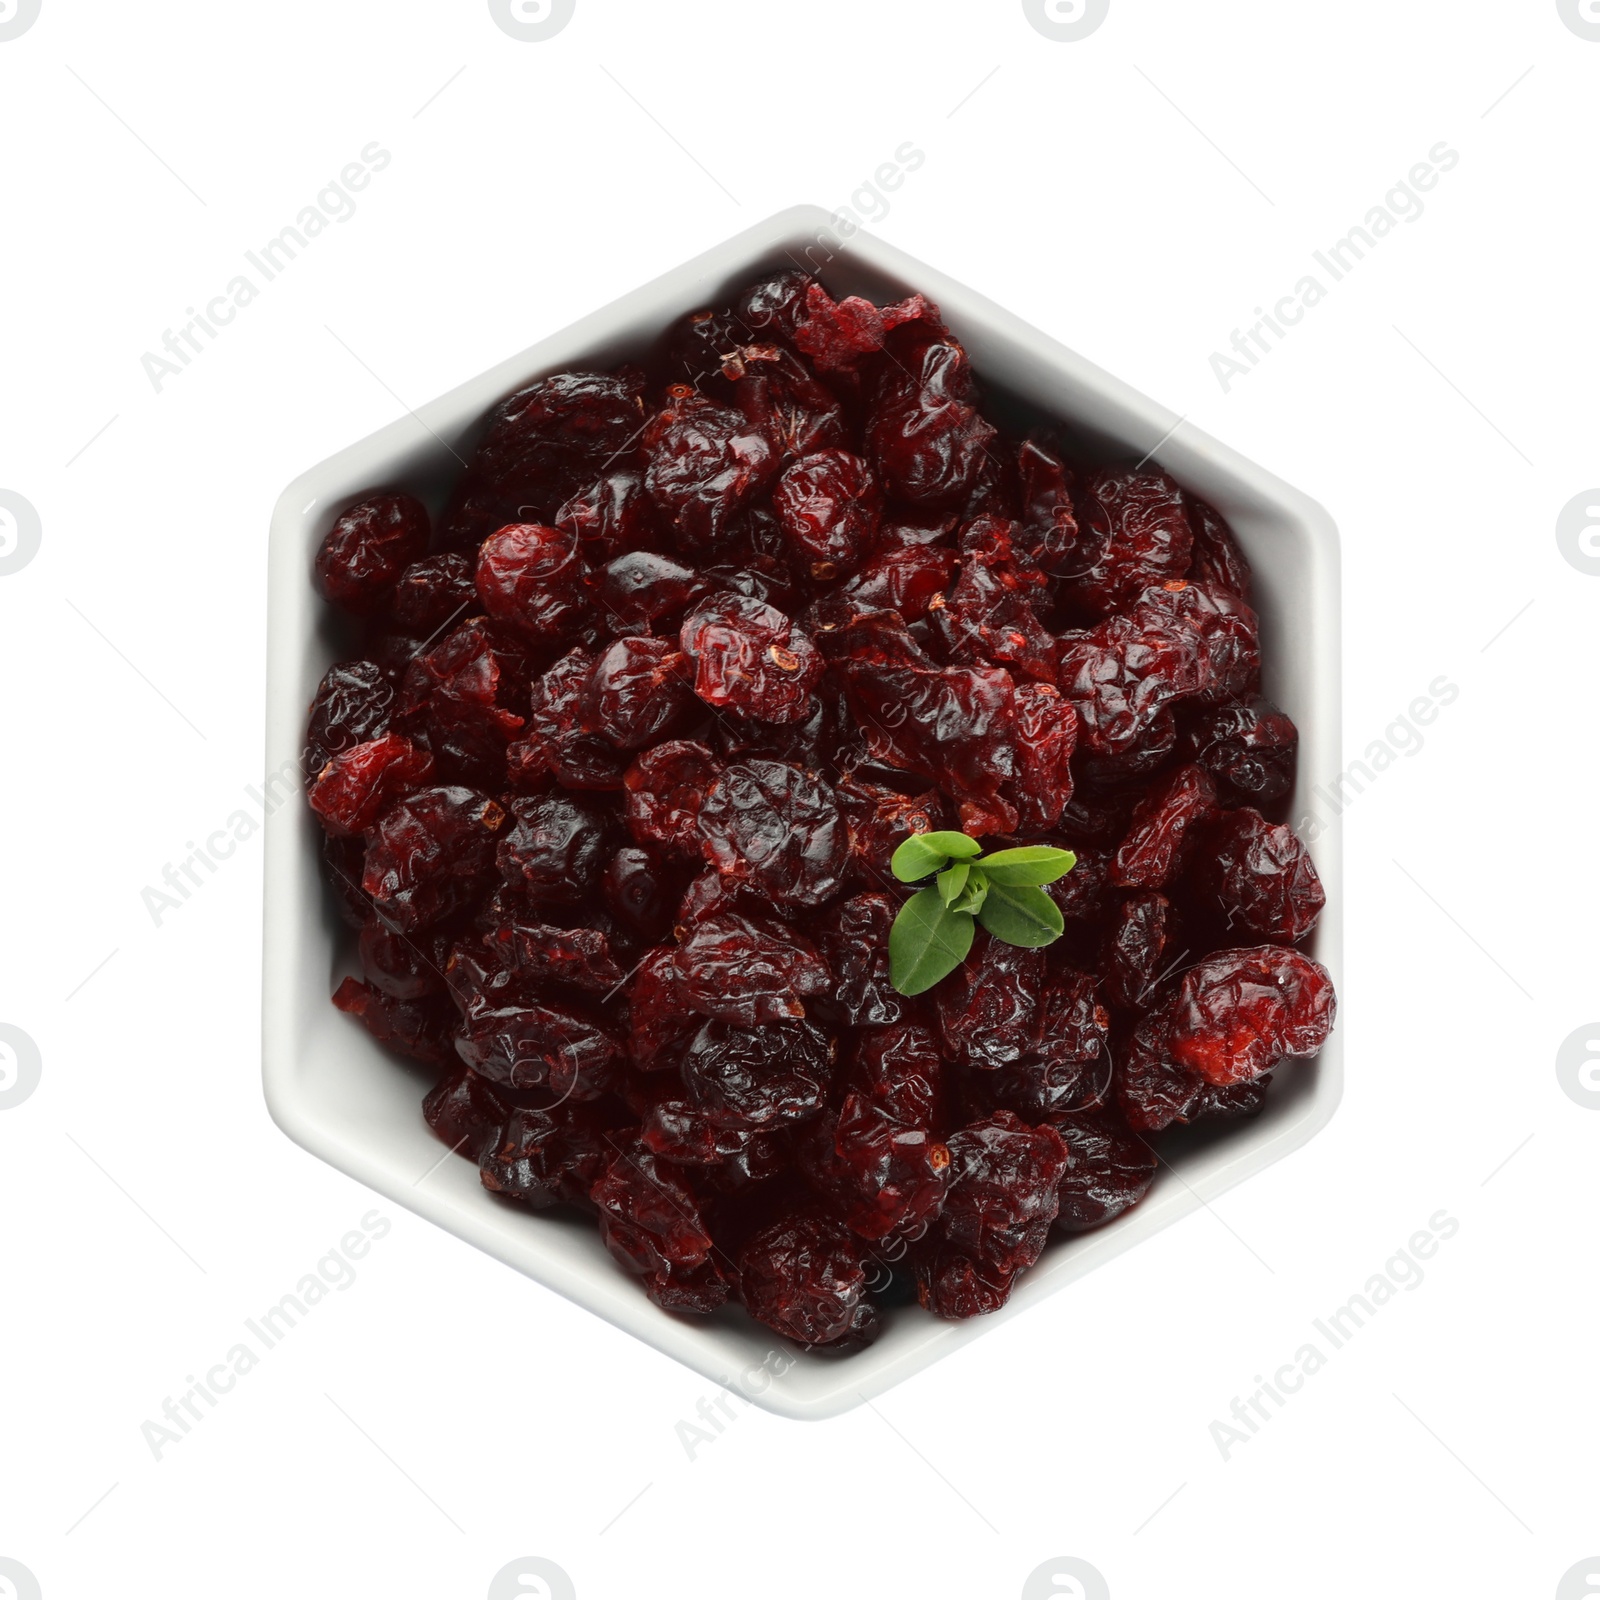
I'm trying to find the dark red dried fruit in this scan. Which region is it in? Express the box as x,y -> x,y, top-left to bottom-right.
309,734 -> 434,837
644,392 -> 777,554
811,893 -> 904,1027
391,552 -> 477,635
422,1067 -> 507,1159
1182,695 -> 1299,805
1190,807 -> 1326,943
508,647 -> 629,792
1112,762 -> 1219,890
305,659 -> 395,775
1185,492 -> 1253,599
623,739 -> 721,856
497,795 -> 613,907
1049,1111 -> 1159,1233
581,636 -> 698,750
867,339 -> 997,508
1164,945 -> 1335,1086
935,932 -> 1047,1071
363,786 -> 505,931
316,493 -> 430,616
1015,439 -> 1080,576
697,759 -> 847,907
1100,891 -> 1175,1013
591,1139 -> 730,1313
677,909 -> 830,1027
929,516 -> 1056,684
679,592 -> 823,724
476,521 -> 590,644
915,1111 -> 1068,1318
679,1017 -> 832,1130
1065,468 -> 1194,616
772,450 -> 881,573
596,549 -> 710,634
480,1105 -> 610,1209
442,371 -> 644,549
738,1212 -> 875,1346
332,976 -> 451,1065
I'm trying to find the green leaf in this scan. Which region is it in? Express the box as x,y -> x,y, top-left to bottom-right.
937,862 -> 970,906
890,830 -> 984,883
947,869 -> 989,917
890,887 -> 977,995
977,881 -> 1066,948
975,846 -> 1078,888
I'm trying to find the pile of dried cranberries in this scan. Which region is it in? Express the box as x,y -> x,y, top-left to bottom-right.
304,269 -> 1336,1350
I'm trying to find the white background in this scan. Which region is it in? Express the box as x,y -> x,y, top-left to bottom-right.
1,2 -> 1595,1597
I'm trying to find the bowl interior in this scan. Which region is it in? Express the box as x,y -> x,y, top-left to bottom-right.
264,207 -> 1341,1419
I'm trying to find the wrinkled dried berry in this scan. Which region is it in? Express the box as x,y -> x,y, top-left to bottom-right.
363,786 -> 505,931
1182,695 -> 1298,805
697,759 -> 847,907
738,1213 -> 875,1346
679,1017 -> 832,1130
316,493 -> 430,616
1190,807 -> 1326,943
497,795 -> 613,907
679,592 -> 823,724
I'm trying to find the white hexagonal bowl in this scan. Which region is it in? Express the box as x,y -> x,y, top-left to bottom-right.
262,205 -> 1342,1421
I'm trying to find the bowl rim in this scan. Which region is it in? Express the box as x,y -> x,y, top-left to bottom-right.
262,203 -> 1342,1421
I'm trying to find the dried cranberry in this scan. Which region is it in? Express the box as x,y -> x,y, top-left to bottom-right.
644,391 -> 777,554
679,1017 -> 832,1130
391,553 -> 476,636
935,932 -> 1047,1071
697,759 -> 847,907
442,371 -> 644,549
363,786 -> 505,931
1190,808 -> 1326,943
772,450 -> 881,574
596,549 -> 709,634
422,1067 -> 507,1159
475,521 -> 590,644
679,592 -> 823,724
677,909 -> 830,1026
738,1213 -> 875,1346
508,647 -> 628,792
1184,492 -> 1253,599
497,795 -> 613,907
623,740 -> 721,856
332,976 -> 452,1065
580,636 -> 698,750
1049,1111 -> 1158,1233
1164,945 -> 1335,1085
305,659 -> 395,775
553,467 -> 662,563
1064,468 -> 1194,616
1100,891 -> 1175,1013
316,493 -> 430,616
1182,696 -> 1298,805
1112,762 -> 1219,890
480,1105 -> 610,1208
867,339 -> 997,508
309,734 -> 434,837
811,893 -> 904,1027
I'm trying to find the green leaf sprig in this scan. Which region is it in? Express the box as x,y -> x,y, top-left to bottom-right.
887,831 -> 1077,996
